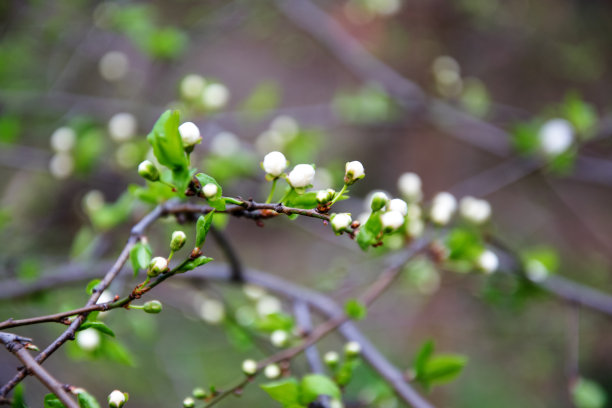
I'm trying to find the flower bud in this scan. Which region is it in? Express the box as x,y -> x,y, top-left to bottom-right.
459,196 -> 491,224
108,390 -> 127,408
380,210 -> 405,232
262,151 -> 288,177
287,164 -> 315,188
202,183 -> 218,199
148,257 -> 168,277
477,250 -> 499,274
192,388 -> 207,399
202,83 -> 230,109
526,259 -> 549,282
398,172 -> 423,202
323,351 -> 340,368
241,359 -> 258,376
264,364 -> 281,379
178,122 -> 202,147
270,329 -> 290,348
183,397 -> 195,408
387,198 -> 408,216
316,188 -> 335,204
180,74 -> 206,100
538,118 -> 574,156
108,112 -> 137,142
76,328 -> 100,351
430,192 -> 457,225
50,127 -> 76,152
143,300 -> 162,314
170,231 -> 187,252
344,161 -> 365,185
370,192 -> 389,212
138,160 -> 160,182
344,341 -> 361,358
331,213 -> 352,233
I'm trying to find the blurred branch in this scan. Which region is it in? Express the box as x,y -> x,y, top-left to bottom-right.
0,333 -> 77,408
209,226 -> 243,282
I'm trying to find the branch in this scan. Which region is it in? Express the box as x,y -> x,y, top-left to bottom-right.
209,226 -> 243,282
0,333 -> 77,408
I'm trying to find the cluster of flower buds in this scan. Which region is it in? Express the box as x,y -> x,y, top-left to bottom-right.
180,74 -> 230,110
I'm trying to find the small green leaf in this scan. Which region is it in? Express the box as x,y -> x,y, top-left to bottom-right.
261,378 -> 300,406
12,383 -> 27,408
195,211 -> 215,248
572,377 -> 606,408
344,299 -> 367,320
421,354 -> 467,386
85,279 -> 101,296
130,242 -> 152,277
284,191 -> 319,209
414,340 -> 435,379
147,110 -> 188,171
77,321 -> 115,338
356,212 -> 382,250
77,391 -> 100,408
178,256 -> 213,273
299,374 -> 341,405
43,394 -> 65,408
255,313 -> 294,333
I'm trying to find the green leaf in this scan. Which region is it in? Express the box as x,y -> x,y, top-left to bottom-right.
77,321 -> 115,338
344,299 -> 367,320
195,173 -> 225,210
562,92 -> 597,137
85,279 -> 101,295
178,256 -> 213,273
511,121 -> 540,155
284,191 -> 319,209
77,391 -> 100,408
12,383 -> 27,408
0,115 -> 21,144
356,212 -> 382,250
421,354 -> 467,386
261,378 -> 300,406
130,242 -> 152,277
147,110 -> 188,171
572,378 -> 606,408
446,228 -> 484,263
43,394 -> 65,408
255,313 -> 294,333
195,211 -> 215,248
414,340 -> 435,379
299,374 -> 341,405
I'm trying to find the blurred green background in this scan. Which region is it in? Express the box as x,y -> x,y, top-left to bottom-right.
1,0 -> 612,407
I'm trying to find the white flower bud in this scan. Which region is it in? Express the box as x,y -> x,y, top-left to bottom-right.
526,259 -> 548,282
178,122 -> 202,147
138,160 -> 160,182
49,153 -> 74,179
183,397 -> 195,408
344,341 -> 361,358
180,74 -> 206,100
256,295 -> 282,316
50,127 -> 76,152
243,284 -> 266,300
539,118 -> 574,156
316,189 -> 335,204
264,364 -> 281,379
108,113 -> 137,142
241,359 -> 258,376
380,210 -> 405,231
83,190 -> 105,213
407,218 -> 425,238
270,116 -> 299,138
170,231 -> 187,252
202,83 -> 230,109
387,198 -> 408,216
210,131 -> 240,157
108,390 -> 126,408
202,183 -> 218,198
262,151 -> 288,177
344,161 -> 365,185
407,204 -> 422,220
430,192 -> 457,225
330,400 -> 344,408
270,330 -> 290,347
477,250 -> 499,274
370,192 -> 389,212
99,51 -> 129,82
459,196 -> 491,224
199,299 -> 225,324
148,257 -> 168,277
398,172 -> 422,202
323,351 -> 340,367
331,213 -> 352,233
76,328 -> 100,351
287,164 -> 315,188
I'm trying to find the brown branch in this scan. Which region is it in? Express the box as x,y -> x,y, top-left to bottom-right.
0,333 -> 77,408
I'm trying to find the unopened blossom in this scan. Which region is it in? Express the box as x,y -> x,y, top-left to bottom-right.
477,250 -> 499,274
178,122 -> 201,147
202,183 -> 218,198
262,151 -> 288,177
287,164 -> 315,188
108,113 -> 137,142
331,213 -> 352,233
241,359 -> 258,376
538,118 -> 574,156
388,198 -> 408,216
108,390 -> 127,408
344,160 -> 365,185
459,196 -> 491,224
430,192 -> 457,225
397,172 -> 422,202
380,210 -> 405,231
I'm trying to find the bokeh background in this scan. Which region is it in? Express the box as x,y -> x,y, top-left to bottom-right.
1,0 -> 612,407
